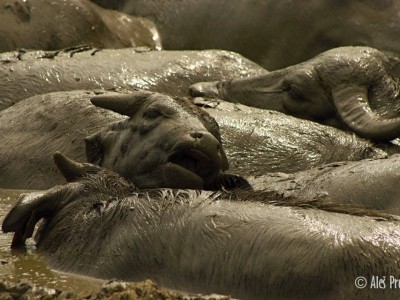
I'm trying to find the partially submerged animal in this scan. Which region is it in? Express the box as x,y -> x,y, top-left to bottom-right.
0,90 -> 388,190
85,91 -> 232,190
3,153 -> 400,300
191,46 -> 400,141
250,154 -> 400,216
0,90 -> 253,190
0,0 -> 161,53
0,47 -> 266,111
92,0 -> 400,70
200,99 -> 391,176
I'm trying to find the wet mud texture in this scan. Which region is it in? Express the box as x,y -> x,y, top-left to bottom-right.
0,48 -> 266,111
0,279 -> 232,300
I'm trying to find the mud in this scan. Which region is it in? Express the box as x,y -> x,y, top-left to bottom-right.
0,279 -> 232,299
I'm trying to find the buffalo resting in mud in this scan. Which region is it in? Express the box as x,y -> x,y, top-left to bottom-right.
85,91 -> 236,190
3,153 -> 400,300
0,89 -> 252,190
0,47 -> 266,111
250,154 -> 400,216
0,90 -> 390,190
92,0 -> 400,70
191,46 -> 400,142
0,0 -> 160,53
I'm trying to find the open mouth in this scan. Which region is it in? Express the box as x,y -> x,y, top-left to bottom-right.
168,146 -> 218,180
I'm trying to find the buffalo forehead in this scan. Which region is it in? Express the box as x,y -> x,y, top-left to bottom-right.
146,96 -> 208,127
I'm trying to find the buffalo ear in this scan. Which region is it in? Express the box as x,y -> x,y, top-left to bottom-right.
84,132 -> 104,165
90,91 -> 153,116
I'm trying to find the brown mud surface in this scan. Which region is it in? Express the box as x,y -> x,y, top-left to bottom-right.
0,279 -> 232,300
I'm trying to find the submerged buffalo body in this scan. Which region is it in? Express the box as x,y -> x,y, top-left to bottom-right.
0,0 -> 161,53
191,47 -> 400,141
0,48 -> 266,111
3,155 -> 400,300
251,155 -> 400,216
92,0 -> 400,70
200,99 -> 391,176
0,90 -> 387,190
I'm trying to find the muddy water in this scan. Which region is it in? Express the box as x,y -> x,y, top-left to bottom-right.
0,189 -> 105,294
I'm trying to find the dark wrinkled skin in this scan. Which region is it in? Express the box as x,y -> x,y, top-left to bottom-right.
0,91 -> 390,190
191,47 -> 400,141
92,0 -> 400,70
0,0 -> 160,53
250,154 -> 400,216
0,48 -> 266,111
3,156 -> 400,300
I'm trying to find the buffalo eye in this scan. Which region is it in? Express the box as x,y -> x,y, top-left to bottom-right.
286,85 -> 305,101
142,108 -> 162,119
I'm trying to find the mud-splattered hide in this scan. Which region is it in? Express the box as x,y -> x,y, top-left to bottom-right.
191,46 -> 400,141
85,91 -> 229,189
0,48 -> 266,112
3,154 -> 400,300
250,154 -> 400,216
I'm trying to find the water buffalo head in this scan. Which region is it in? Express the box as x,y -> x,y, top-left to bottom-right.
85,90 -> 231,189
190,46 -> 400,141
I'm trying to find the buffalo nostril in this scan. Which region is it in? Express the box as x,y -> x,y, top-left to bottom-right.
190,132 -> 204,139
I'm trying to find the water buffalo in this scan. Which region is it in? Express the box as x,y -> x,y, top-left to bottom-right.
91,0 -> 400,70
250,154 -> 400,216
199,99 -> 392,176
0,47 -> 266,111
0,90 -> 254,190
0,0 -> 160,53
191,46 -> 400,142
3,153 -> 400,300
0,90 -> 388,190
85,91 -> 231,190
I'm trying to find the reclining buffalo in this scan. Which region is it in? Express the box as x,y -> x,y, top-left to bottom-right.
0,90 -> 389,190
3,152 -> 400,300
251,154 -> 400,216
191,46 -> 400,141
0,0 -> 160,53
0,47 -> 266,111
91,0 -> 400,70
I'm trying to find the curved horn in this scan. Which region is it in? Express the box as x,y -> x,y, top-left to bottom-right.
332,85 -> 400,141
53,152 -> 102,182
90,91 -> 154,116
